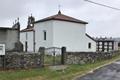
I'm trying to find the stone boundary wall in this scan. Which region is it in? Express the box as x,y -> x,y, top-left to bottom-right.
66,51 -> 120,64
0,52 -> 44,69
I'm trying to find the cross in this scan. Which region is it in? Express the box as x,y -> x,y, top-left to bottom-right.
58,4 -> 61,11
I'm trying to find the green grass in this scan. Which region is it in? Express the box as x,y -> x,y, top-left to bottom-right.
0,53 -> 120,80
44,55 -> 61,65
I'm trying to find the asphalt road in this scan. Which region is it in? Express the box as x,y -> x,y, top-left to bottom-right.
76,60 -> 120,80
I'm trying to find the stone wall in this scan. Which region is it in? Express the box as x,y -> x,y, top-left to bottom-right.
0,52 -> 44,69
66,51 -> 119,64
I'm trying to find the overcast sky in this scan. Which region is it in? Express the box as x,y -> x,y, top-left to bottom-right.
0,0 -> 120,37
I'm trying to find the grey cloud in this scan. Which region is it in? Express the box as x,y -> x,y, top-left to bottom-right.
0,0 -> 28,18
0,0 -> 120,37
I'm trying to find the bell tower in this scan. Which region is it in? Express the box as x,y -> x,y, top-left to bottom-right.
27,14 -> 35,29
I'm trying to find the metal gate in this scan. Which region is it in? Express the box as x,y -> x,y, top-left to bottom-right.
44,47 -> 62,66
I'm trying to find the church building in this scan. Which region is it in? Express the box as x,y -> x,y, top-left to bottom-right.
0,19 -> 23,52
20,11 -> 96,52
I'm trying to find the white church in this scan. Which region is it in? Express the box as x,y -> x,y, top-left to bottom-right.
20,11 -> 96,52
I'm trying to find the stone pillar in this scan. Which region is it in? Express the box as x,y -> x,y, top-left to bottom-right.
38,47 -> 45,67
61,47 -> 66,65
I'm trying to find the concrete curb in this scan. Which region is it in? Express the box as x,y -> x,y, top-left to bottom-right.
73,58 -> 120,80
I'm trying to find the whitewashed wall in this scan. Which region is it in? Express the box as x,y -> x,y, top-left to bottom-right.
27,31 -> 34,52
52,20 -> 96,52
21,20 -> 96,52
20,31 -> 33,52
20,32 -> 25,51
85,35 -> 96,52
34,21 -> 53,52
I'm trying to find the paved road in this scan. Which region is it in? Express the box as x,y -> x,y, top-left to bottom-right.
76,61 -> 120,80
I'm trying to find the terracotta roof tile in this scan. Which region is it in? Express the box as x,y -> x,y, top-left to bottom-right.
35,11 -> 88,24
21,11 -> 88,32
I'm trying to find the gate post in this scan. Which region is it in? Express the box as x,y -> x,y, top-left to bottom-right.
61,47 -> 66,65
0,55 -> 5,70
0,55 -> 4,69
3,55 -> 5,69
38,47 -> 45,67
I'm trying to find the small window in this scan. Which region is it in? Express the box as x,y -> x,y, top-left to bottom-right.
88,43 -> 91,49
43,30 -> 46,40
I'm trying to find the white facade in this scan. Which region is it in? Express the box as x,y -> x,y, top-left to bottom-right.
34,21 -> 53,51
20,20 -> 96,52
52,21 -> 96,52
20,31 -> 34,52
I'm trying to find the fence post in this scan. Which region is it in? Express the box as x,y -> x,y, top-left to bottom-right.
1,55 -> 5,70
61,47 -> 66,65
0,55 -> 4,69
3,55 -> 5,69
38,47 -> 45,67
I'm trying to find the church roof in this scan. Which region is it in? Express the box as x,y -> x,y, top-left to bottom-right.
20,28 -> 34,32
86,33 -> 96,42
20,11 -> 88,32
34,11 -> 88,24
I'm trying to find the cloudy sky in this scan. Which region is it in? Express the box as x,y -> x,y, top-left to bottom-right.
0,0 -> 120,37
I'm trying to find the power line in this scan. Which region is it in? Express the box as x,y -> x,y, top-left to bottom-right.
84,0 -> 120,11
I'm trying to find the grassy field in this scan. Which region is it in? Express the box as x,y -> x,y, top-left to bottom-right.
0,53 -> 120,80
